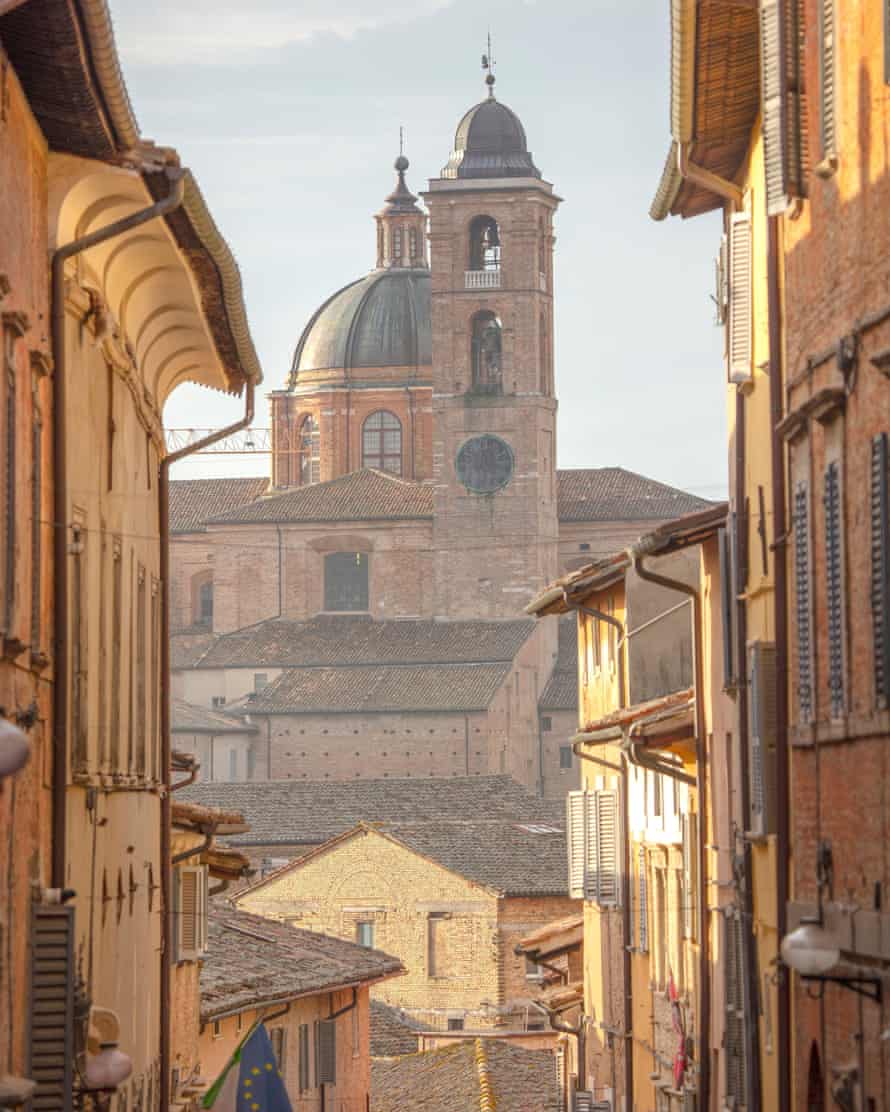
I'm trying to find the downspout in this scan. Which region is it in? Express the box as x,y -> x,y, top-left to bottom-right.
530,1000 -> 586,1090
276,525 -> 283,617
767,210 -> 791,1112
159,374 -> 255,1112
570,599 -> 633,1106
621,723 -> 696,787
170,758 -> 200,792
171,831 -> 212,865
50,166 -> 186,891
631,554 -> 710,1111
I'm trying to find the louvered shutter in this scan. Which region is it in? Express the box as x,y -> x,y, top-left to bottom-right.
555,1046 -> 566,1112
176,866 -> 204,962
727,214 -> 753,384
29,904 -> 75,1111
748,642 -> 778,837
794,482 -> 814,722
567,792 -> 586,899
724,912 -> 746,1107
595,789 -> 621,908
583,789 -> 598,902
719,528 -> 735,688
760,0 -> 806,213
638,846 -> 648,953
871,435 -> 890,705
818,0 -> 837,164
824,462 -> 845,717
682,812 -> 698,941
316,1019 -> 336,1084
299,1024 -> 310,1091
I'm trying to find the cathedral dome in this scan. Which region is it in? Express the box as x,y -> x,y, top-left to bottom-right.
290,268 -> 432,379
441,96 -> 541,180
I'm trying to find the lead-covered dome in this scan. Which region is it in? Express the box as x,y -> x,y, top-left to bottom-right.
441,96 -> 541,180
289,269 -> 432,379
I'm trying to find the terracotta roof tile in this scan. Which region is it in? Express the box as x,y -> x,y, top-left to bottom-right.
169,477 -> 269,533
172,699 -> 257,734
177,616 -> 534,670
180,775 -> 563,847
244,662 -> 511,714
208,469 -> 433,525
556,467 -> 711,523
370,1002 -> 430,1058
371,1039 -> 560,1112
201,907 -> 403,1020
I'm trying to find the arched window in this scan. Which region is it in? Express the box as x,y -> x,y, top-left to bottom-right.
324,552 -> 369,612
392,225 -> 403,263
362,411 -> 402,475
409,227 -> 419,262
469,215 -> 501,271
471,311 -> 503,393
299,415 -> 320,485
192,572 -> 213,627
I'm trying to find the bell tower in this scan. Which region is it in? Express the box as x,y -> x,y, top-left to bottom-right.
423,69 -> 561,619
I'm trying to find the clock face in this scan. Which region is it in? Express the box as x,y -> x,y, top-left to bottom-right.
455,435 -> 515,494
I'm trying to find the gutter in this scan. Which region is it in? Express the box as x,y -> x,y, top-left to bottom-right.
630,551 -> 710,1111
159,374 -> 255,1112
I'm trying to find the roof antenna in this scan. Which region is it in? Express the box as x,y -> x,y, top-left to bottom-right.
399,125 -> 404,158
481,31 -> 496,97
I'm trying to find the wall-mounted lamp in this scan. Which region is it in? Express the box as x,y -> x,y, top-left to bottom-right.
0,716 -> 30,779
780,842 -> 883,1004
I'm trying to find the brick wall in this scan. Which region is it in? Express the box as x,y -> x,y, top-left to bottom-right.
497,897 -> 582,1008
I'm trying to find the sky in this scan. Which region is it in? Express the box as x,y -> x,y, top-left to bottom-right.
111,0 -> 727,498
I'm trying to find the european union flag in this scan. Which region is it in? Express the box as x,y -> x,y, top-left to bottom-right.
203,1023 -> 293,1112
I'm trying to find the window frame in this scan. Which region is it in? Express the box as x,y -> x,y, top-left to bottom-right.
361,410 -> 402,475
323,551 -> 370,613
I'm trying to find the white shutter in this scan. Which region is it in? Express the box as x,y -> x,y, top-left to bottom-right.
819,0 -> 837,163
566,792 -> 586,899
760,0 -> 805,213
682,812 -> 698,941
594,789 -> 621,908
727,213 -> 752,384
637,845 -> 648,953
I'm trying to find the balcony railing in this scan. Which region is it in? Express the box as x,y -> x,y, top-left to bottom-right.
465,269 -> 502,290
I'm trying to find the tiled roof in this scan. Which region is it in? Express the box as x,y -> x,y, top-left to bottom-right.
208,469 -> 433,525
171,699 -> 257,734
371,1039 -> 561,1112
539,617 -> 578,710
370,1002 -> 430,1058
556,467 -> 711,523
201,907 -> 403,1020
180,775 -> 563,847
178,616 -> 535,670
243,662 -> 511,714
380,820 -> 569,897
169,477 -> 269,534
170,630 -> 218,668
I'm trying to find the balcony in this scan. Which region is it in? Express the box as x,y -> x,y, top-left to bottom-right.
464,269 -> 501,290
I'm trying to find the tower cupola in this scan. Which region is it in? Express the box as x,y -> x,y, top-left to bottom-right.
375,153 -> 428,269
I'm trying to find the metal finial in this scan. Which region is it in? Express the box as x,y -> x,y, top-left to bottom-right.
394,125 -> 409,173
482,31 -> 496,96
399,126 -> 404,157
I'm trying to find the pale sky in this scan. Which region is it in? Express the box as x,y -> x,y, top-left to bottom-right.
111,0 -> 726,498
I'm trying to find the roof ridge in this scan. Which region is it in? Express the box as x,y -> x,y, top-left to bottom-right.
474,1038 -> 497,1112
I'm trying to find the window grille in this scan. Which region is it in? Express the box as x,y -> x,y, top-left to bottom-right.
871,434 -> 890,705
362,410 -> 402,474
794,482 -> 813,722
824,461 -> 845,716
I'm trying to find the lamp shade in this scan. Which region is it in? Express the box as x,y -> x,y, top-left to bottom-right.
0,717 -> 30,779
780,921 -> 840,977
83,1043 -> 133,1091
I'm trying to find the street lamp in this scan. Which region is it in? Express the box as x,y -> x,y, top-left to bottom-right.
0,716 -> 30,779
81,1042 -> 133,1110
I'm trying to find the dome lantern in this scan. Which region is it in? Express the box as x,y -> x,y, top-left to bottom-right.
376,138 -> 428,270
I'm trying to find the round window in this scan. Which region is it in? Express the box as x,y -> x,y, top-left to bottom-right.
455,435 -> 514,494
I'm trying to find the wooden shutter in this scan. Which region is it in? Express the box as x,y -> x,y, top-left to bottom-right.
871,435 -> 890,705
566,792 -> 586,899
637,845 -> 648,953
719,528 -> 735,688
818,0 -> 837,164
176,865 -> 206,961
760,0 -> 804,214
823,462 -> 845,717
748,642 -> 778,837
794,482 -> 814,722
316,1019 -> 336,1085
724,911 -> 746,1107
682,812 -> 699,941
299,1024 -> 310,1091
885,0 -> 890,85
29,904 -> 75,1111
593,789 -> 621,908
727,214 -> 753,384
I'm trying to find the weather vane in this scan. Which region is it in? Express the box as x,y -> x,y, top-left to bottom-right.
481,31 -> 496,96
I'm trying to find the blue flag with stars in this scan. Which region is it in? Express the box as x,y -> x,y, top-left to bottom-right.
203,1023 -> 292,1112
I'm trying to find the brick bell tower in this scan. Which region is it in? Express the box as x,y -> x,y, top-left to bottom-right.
423,65 -> 561,620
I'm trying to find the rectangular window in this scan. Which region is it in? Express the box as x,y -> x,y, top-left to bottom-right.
324,552 -> 369,612
174,865 -> 208,962
525,957 -> 544,982
427,913 -> 449,978
228,748 -> 238,780
559,745 -> 572,770
212,695 -> 226,708
871,434 -> 890,706
298,1024 -> 311,1091
447,1018 -> 464,1032
541,715 -> 552,732
355,921 -> 375,948
824,461 -> 845,717
212,1020 -> 222,1039
254,672 -> 268,692
794,482 -> 814,722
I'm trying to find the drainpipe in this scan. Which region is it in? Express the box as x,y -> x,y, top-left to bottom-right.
50,166 -> 186,891
170,758 -> 200,792
630,554 -> 710,1112
170,831 -> 212,865
567,598 -> 633,1107
159,374 -> 255,1112
530,1000 -> 586,1090
621,723 -> 696,788
766,210 -> 791,1112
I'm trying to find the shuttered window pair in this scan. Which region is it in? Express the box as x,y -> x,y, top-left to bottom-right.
871,434 -> 890,706
566,790 -> 621,907
793,482 -> 814,722
759,0 -> 807,214
748,642 -> 778,838
174,865 -> 208,962
823,461 -> 845,717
